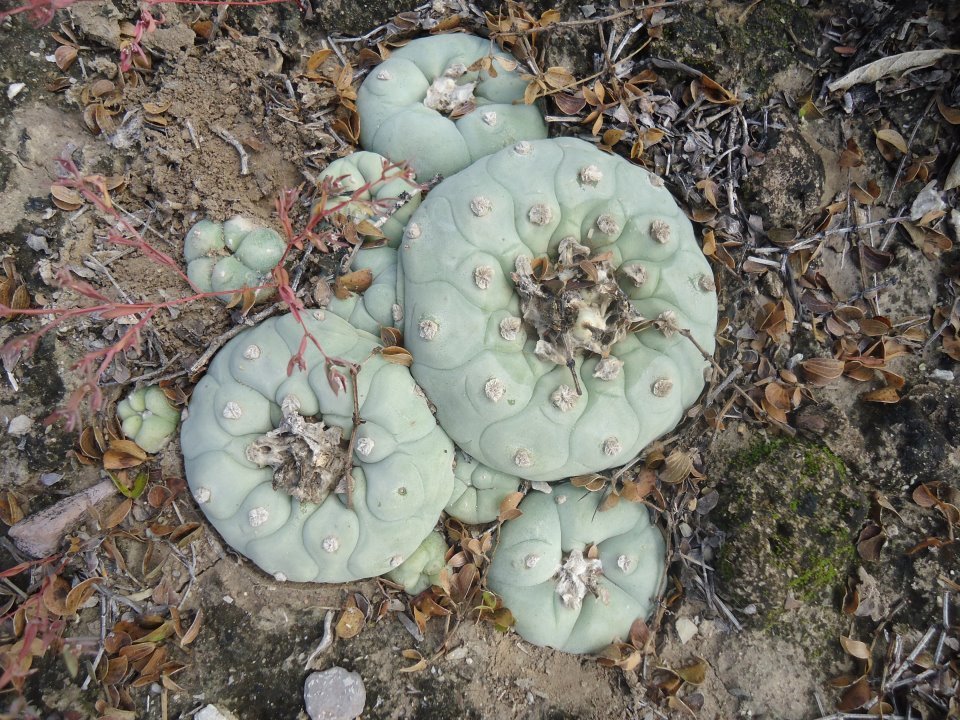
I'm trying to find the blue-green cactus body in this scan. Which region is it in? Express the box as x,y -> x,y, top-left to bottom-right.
326,246 -> 400,337
184,217 -> 286,303
444,450 -> 519,524
357,35 -> 547,180
487,484 -> 665,654
117,385 -> 180,454
399,138 -> 717,482
180,311 -> 455,583
318,151 -> 421,247
385,530 -> 448,594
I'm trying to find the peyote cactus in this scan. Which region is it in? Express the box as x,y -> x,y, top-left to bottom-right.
184,217 -> 286,303
385,530 -> 448,594
486,483 -> 665,654
400,137 -> 718,482
325,246 -> 400,337
317,151 -> 422,246
180,311 -> 455,583
117,385 -> 180,454
357,34 -> 547,181
444,450 -> 520,524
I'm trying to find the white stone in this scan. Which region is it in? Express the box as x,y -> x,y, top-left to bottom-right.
675,617 -> 698,644
648,173 -> 665,188
274,572 -> 287,582
304,667 -> 366,720
195,705 -> 241,720
7,415 -> 32,436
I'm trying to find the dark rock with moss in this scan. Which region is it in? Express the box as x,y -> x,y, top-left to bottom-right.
714,438 -> 866,650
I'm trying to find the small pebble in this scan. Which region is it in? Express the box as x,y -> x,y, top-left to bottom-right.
304,666 -> 366,720
7,415 -> 32,436
675,617 -> 698,644
195,706 -> 240,720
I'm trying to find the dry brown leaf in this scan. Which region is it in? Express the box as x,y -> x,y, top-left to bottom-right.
498,491 -> 524,523
335,606 -> 365,639
801,357 -> 844,386
828,49 -> 960,92
862,386 -> 899,404
380,346 -> 413,367
54,45 -> 77,71
836,676 -> 871,711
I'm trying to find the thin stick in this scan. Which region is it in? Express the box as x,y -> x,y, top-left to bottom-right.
211,125 -> 250,176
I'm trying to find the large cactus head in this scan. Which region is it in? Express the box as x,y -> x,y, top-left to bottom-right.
487,483 -> 665,654
399,137 -> 718,482
357,34 -> 547,180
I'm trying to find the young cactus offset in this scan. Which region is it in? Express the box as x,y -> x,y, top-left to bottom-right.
400,137 -> 718,482
357,34 -> 547,180
317,151 -> 421,247
184,217 -> 286,303
117,385 -> 180,453
444,450 -> 520,525
180,311 -> 455,583
385,530 -> 449,594
487,483 -> 665,654
325,246 -> 400,337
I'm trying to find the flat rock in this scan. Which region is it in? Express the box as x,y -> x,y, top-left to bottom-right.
304,667 -> 365,720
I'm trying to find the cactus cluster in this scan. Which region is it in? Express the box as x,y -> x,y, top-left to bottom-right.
172,35 -> 718,655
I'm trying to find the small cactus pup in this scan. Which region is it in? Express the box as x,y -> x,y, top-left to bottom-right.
487,483 -> 665,654
385,530 -> 449,594
180,311 -> 455,583
116,385 -> 180,453
444,450 -> 520,524
184,216 -> 286,303
400,137 -> 718,482
356,34 -> 547,180
325,246 -> 400,337
317,151 -> 422,247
